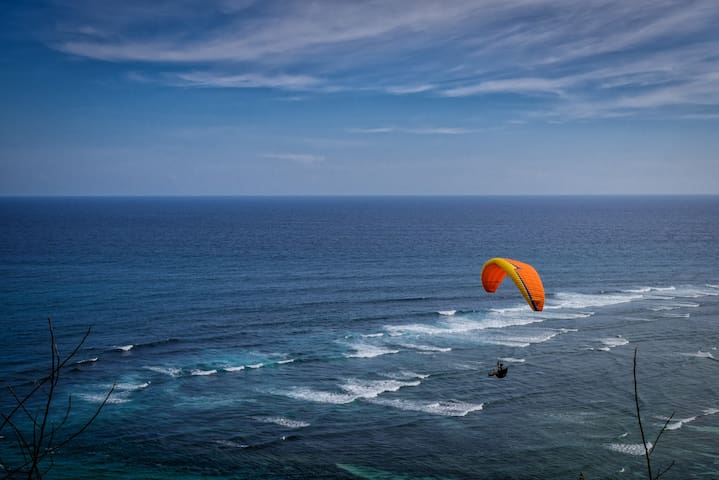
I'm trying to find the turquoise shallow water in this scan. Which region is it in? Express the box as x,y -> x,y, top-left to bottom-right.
1,196 -> 718,479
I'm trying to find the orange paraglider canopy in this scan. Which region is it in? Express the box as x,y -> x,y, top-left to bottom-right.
481,258 -> 545,311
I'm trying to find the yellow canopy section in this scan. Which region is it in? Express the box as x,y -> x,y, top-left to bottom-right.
481,258 -> 545,311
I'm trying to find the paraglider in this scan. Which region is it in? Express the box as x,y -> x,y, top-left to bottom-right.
481,258 -> 545,312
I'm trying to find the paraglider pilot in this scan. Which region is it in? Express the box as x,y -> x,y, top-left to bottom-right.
489,361 -> 508,378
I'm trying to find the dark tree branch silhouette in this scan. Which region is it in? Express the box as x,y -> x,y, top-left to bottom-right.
1,319 -> 114,479
633,347 -> 675,480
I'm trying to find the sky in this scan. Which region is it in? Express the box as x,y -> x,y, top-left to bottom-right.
1,0 -> 718,196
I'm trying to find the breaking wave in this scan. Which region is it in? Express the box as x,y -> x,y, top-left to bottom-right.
344,343 -> 400,358
253,416 -> 310,428
284,377 -> 422,405
369,398 -> 483,417
607,443 -> 652,456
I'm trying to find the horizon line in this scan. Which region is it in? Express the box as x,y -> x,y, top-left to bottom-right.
1,194 -> 717,199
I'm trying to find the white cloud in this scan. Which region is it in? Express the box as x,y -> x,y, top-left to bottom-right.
45,0 -> 719,117
384,84 -> 436,94
172,71 -> 323,90
348,127 -> 475,135
442,77 -> 575,97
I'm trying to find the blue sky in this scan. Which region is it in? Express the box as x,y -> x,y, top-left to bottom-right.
1,0 -> 718,195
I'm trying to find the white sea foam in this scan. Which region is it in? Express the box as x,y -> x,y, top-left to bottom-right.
670,302 -> 700,308
370,398 -> 483,417
649,302 -> 701,312
489,305 -> 530,315
285,387 -> 356,404
484,330 -> 562,348
648,306 -> 679,311
679,351 -> 715,359
285,377 -> 422,405
544,312 -> 593,319
76,357 -> 98,364
144,366 -> 182,377
661,312 -> 691,318
340,378 -> 421,398
79,393 -> 130,405
361,333 -> 384,338
247,363 -> 264,369
382,370 -> 430,380
499,357 -> 526,363
215,440 -> 248,448
626,286 -> 676,294
223,366 -> 246,372
115,381 -> 150,391
344,343 -> 400,358
600,336 -> 629,348
645,295 -> 675,301
655,408 -> 719,431
664,416 -> 698,431
277,359 -> 295,364
670,285 -> 719,298
385,315 -> 543,337
79,380 -> 150,405
399,343 -> 451,353
254,416 -> 310,428
607,442 -> 652,456
552,291 -> 642,309
191,369 -> 218,376
438,310 -> 457,316
115,345 -> 134,352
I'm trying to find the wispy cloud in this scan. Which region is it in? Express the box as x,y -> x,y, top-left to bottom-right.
441,77 -> 575,97
384,85 -> 436,95
172,71 -> 323,90
348,127 -> 475,135
44,0 -> 719,118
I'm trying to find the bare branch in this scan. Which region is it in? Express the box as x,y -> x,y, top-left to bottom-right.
634,347 -> 653,480
0,321 -> 90,434
0,382 -> 48,434
654,460 -> 676,480
649,412 -> 675,457
50,384 -> 115,455
33,319 -> 60,474
55,395 -> 74,433
1,319 -> 111,479
6,386 -> 37,431
1,413 -> 32,467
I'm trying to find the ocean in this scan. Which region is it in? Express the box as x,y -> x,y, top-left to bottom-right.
1,196 -> 718,479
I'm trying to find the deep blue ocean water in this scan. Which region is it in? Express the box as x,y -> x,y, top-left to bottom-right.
1,196 -> 718,479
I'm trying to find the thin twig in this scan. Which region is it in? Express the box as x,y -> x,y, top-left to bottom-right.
655,460 -> 676,480
649,412 -> 675,456
50,384 -> 115,454
55,395 -> 74,433
6,386 -> 37,430
1,413 -> 32,467
0,324 -> 90,434
32,319 -> 59,474
634,347 -> 653,480
0,381 -> 49,434
1,319 -> 107,479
